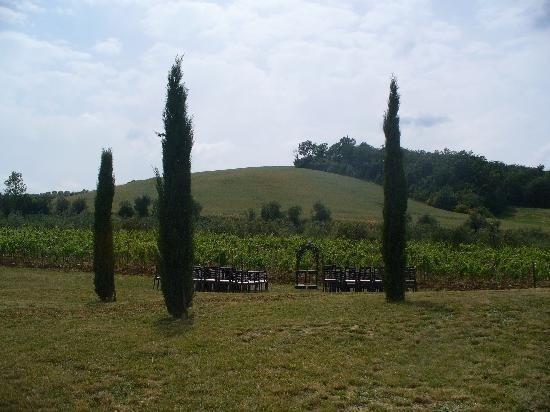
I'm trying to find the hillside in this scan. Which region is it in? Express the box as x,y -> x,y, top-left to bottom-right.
71,166 -> 549,230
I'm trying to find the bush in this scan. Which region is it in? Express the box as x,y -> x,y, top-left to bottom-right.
287,205 -> 303,227
55,197 -> 70,215
261,201 -> 283,221
133,195 -> 151,217
312,201 -> 331,222
71,198 -> 87,215
118,201 -> 134,218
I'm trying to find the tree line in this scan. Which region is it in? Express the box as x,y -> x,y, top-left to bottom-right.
294,137 -> 550,215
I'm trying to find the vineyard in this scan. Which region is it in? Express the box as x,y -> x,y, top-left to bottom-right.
0,227 -> 548,288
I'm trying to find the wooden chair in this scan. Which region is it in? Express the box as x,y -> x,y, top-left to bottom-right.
373,266 -> 384,292
405,266 -> 417,291
357,266 -> 373,292
323,265 -> 338,292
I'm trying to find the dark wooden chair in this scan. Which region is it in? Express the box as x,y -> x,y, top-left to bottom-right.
343,267 -> 358,292
405,266 -> 417,291
373,266 -> 384,292
323,265 -> 338,292
357,266 -> 373,292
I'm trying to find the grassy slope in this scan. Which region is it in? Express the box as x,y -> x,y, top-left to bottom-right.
72,166 -> 549,230
0,267 -> 548,410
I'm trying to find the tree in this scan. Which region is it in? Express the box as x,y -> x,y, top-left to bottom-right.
4,171 -> 26,197
382,76 -> 407,302
118,201 -> 134,218
134,195 -> 151,217
93,149 -> 116,302
192,199 -> 202,221
3,171 -> 27,214
312,201 -> 331,222
55,196 -> 70,215
261,201 -> 283,221
71,198 -> 87,214
156,56 -> 195,319
287,205 -> 303,227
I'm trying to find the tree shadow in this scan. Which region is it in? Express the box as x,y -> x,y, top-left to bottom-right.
403,299 -> 454,315
154,313 -> 194,338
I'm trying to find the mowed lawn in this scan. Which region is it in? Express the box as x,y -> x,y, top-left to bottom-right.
0,268 -> 548,410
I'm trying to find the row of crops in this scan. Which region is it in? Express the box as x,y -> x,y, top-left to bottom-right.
0,227 -> 548,287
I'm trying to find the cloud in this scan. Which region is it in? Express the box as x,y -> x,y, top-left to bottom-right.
401,115 -> 450,128
93,37 -> 122,55
0,6 -> 26,24
0,0 -> 549,192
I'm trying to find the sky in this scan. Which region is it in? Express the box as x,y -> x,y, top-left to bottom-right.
0,0 -> 549,193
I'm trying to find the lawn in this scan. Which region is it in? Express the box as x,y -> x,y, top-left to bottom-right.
0,267 -> 548,410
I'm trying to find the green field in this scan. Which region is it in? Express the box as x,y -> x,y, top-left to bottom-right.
70,166 -> 550,231
0,267 -> 548,410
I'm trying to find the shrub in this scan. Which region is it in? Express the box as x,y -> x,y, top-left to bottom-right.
312,201 -> 331,222
71,198 -> 87,215
118,201 -> 134,218
261,201 -> 283,221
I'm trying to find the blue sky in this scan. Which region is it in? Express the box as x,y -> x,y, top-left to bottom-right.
1,0 -> 549,193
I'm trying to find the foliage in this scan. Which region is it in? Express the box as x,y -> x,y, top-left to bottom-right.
156,56 -> 194,318
287,205 -> 303,227
3,171 -> 27,197
118,201 -> 134,219
311,201 -> 331,222
382,77 -> 407,301
55,197 -> 70,215
192,199 -> 202,221
133,195 -> 151,217
93,149 -> 116,302
261,201 -> 283,221
294,140 -> 550,214
71,198 -> 87,215
1,227 -> 548,288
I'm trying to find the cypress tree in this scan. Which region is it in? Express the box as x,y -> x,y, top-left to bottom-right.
382,76 -> 407,302
156,56 -> 194,318
93,149 -> 116,301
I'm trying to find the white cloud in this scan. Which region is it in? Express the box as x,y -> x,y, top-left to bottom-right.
0,0 -> 549,192
93,37 -> 122,55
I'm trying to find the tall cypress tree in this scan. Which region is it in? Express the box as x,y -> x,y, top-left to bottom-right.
156,56 -> 194,318
93,149 -> 116,301
382,76 -> 407,302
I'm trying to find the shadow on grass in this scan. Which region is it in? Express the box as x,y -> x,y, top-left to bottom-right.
403,299 -> 454,315
154,313 -> 194,338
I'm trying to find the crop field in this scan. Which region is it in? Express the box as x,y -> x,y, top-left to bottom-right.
0,227 -> 548,288
0,267 -> 549,410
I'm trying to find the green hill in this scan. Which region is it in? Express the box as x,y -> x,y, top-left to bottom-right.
72,166 -> 549,230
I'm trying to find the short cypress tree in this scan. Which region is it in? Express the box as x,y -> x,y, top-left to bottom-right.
382,76 -> 407,302
93,149 -> 116,301
156,56 -> 194,318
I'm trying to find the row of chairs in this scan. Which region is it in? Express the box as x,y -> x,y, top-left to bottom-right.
193,266 -> 269,292
323,266 -> 417,292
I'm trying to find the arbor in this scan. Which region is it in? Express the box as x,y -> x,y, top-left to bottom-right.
382,76 -> 407,302
156,57 -> 195,319
134,195 -> 151,217
93,149 -> 116,302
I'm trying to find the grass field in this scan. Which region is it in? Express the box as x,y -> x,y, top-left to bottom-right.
1,267 -> 548,410
70,166 -> 550,231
